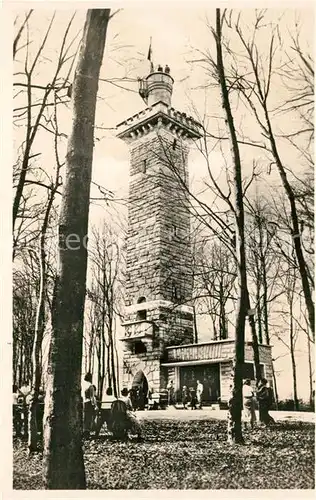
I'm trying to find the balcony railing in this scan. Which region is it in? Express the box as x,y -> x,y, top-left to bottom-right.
165,340 -> 272,365
166,340 -> 235,363
121,320 -> 154,341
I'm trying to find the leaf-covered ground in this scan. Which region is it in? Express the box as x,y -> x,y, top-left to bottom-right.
13,419 -> 314,489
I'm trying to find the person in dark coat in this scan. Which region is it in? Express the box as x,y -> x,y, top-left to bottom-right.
182,386 -> 189,409
189,386 -> 197,410
257,378 -> 275,425
82,373 -> 98,438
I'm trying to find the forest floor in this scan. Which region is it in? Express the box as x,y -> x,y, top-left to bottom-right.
13,415 -> 314,490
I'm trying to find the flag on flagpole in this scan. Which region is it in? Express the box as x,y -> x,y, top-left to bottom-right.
147,37 -> 154,72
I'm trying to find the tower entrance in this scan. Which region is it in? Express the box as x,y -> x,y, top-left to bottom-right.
179,364 -> 220,404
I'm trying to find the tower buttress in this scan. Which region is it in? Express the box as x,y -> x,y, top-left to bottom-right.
117,64 -> 203,392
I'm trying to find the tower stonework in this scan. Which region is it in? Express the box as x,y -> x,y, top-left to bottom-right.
117,67 -> 203,392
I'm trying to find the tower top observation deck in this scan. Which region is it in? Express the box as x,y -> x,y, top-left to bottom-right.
117,64 -> 203,143
139,64 -> 174,107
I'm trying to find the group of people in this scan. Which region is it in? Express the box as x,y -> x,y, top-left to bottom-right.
82,373 -> 142,439
242,377 -> 275,429
167,379 -> 204,409
13,383 -> 45,437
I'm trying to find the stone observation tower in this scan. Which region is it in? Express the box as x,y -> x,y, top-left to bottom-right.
116,65 -> 203,392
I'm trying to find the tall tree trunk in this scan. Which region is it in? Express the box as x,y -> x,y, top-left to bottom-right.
42,10 -> 110,489
215,8 -> 247,444
219,281 -> 227,339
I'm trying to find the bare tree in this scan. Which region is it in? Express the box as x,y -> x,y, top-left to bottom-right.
28,96 -> 63,453
194,236 -> 236,340
13,12 -> 78,234
223,10 -> 314,337
86,224 -> 123,399
13,10 -> 34,59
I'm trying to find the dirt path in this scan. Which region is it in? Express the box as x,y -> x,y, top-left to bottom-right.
136,407 -> 315,423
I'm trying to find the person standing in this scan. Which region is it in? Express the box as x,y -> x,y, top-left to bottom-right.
189,386 -> 197,410
82,373 -> 98,438
196,380 -> 204,409
182,386 -> 189,409
242,379 -> 256,430
257,378 -> 275,426
167,379 -> 175,406
13,385 -> 22,437
18,381 -> 31,436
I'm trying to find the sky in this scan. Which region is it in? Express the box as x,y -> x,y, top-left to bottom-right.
9,3 -> 315,400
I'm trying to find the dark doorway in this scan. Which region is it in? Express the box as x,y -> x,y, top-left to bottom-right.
179,364 -> 220,403
131,370 -> 149,410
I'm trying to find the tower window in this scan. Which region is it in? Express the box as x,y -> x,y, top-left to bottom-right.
134,341 -> 147,355
172,284 -> 180,301
172,139 -> 177,150
172,225 -> 178,237
137,309 -> 147,321
136,297 -> 147,320
142,159 -> 147,173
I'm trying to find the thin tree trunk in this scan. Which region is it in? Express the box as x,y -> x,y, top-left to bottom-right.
261,250 -> 270,345
193,305 -> 198,343
306,333 -> 313,409
256,282 -> 263,344
114,318 -> 120,394
106,342 -> 111,389
28,174 -> 59,453
263,110 -> 314,339
28,247 -> 45,453
289,301 -> 299,411
215,8 -> 247,444
244,290 -> 261,386
42,10 -> 110,489
109,323 -> 117,397
271,363 -> 279,410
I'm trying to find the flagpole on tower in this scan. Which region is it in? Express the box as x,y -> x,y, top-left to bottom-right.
147,36 -> 154,72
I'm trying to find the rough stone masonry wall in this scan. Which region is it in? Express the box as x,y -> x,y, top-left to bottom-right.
122,349 -> 164,393
220,343 -> 273,402
121,127 -> 196,392
157,129 -> 192,303
125,130 -> 192,307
